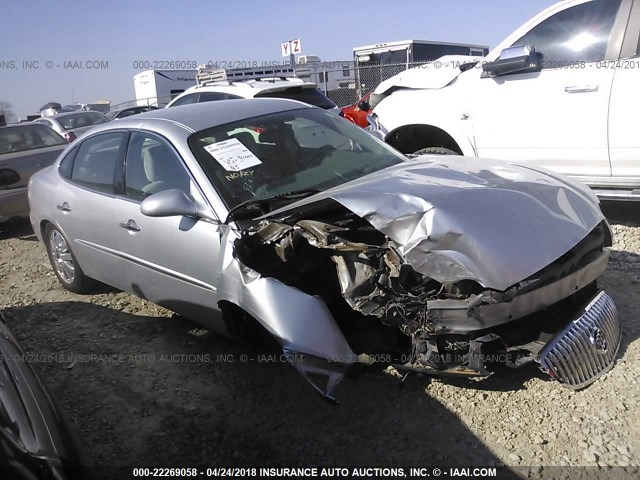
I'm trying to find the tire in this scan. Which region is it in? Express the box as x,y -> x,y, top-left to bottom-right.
413,147 -> 460,156
44,224 -> 95,294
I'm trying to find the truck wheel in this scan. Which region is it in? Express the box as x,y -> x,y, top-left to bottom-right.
413,147 -> 460,156
44,224 -> 95,294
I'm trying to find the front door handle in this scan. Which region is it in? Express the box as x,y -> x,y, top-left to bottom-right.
119,219 -> 141,232
565,85 -> 599,93
56,202 -> 71,212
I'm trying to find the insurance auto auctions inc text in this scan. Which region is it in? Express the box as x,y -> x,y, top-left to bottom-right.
203,467 -> 498,478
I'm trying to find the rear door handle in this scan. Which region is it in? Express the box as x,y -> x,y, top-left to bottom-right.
565,85 -> 599,93
119,219 -> 140,232
56,202 -> 71,212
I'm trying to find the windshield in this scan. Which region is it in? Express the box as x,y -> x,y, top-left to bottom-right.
256,87 -> 337,110
188,108 -> 405,211
58,112 -> 110,130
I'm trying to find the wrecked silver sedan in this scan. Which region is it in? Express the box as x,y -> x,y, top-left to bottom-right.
28,99 -> 620,400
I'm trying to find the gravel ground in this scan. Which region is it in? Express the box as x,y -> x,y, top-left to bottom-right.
0,201 -> 639,479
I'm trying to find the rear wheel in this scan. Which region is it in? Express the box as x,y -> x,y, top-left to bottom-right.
44,224 -> 95,294
413,147 -> 460,156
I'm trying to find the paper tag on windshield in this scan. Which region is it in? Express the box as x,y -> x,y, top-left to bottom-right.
203,138 -> 262,172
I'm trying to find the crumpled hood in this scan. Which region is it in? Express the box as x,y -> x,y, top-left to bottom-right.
374,55 -> 481,95
269,156 -> 605,291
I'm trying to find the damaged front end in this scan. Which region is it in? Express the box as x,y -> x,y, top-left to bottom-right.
231,158 -> 621,398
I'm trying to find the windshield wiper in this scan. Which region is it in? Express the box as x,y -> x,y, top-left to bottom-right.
224,189 -> 321,223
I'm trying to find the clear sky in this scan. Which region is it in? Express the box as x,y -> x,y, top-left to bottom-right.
0,0 -> 557,118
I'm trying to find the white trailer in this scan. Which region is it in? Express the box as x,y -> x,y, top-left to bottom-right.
133,70 -> 197,107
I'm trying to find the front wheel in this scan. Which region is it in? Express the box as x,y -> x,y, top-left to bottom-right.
44,224 -> 95,294
413,147 -> 460,156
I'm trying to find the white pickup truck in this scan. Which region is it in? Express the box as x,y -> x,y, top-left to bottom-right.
369,0 -> 640,200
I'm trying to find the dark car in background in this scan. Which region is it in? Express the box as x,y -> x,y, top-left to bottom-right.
0,312 -> 90,478
0,123 -> 67,223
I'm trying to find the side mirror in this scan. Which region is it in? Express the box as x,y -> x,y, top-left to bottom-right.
482,45 -> 540,77
368,93 -> 384,109
357,99 -> 371,111
140,189 -> 198,218
0,169 -> 20,187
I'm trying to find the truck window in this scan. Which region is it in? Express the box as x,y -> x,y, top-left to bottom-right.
511,0 -> 622,66
256,87 -> 337,110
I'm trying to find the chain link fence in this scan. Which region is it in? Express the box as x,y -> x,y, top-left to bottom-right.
309,62 -> 428,107
110,95 -> 175,110
110,62 -> 426,111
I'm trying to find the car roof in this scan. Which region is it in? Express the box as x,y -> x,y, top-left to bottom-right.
50,110 -> 107,119
112,106 -> 149,113
182,78 -> 319,97
0,122 -> 40,129
106,98 -> 311,134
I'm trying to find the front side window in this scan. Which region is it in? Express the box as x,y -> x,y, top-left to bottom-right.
124,132 -> 191,201
188,108 -> 404,210
0,124 -> 65,154
511,0 -> 622,66
70,132 -> 123,193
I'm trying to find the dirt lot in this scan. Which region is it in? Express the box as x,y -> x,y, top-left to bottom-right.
1,202 -> 639,479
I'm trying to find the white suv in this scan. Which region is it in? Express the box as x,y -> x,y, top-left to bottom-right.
369,0 -> 640,200
166,77 -> 341,114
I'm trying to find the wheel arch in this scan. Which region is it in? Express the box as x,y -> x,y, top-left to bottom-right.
385,123 -> 476,156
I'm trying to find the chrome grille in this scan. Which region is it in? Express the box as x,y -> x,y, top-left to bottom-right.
538,291 -> 621,389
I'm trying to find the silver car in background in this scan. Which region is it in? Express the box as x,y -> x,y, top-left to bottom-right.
34,111 -> 111,143
28,99 -> 621,400
0,123 -> 67,223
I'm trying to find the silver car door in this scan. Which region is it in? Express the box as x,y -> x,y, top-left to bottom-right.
53,131 -> 132,290
112,131 -> 225,330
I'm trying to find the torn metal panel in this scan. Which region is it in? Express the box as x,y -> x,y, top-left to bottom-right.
373,55 -> 480,95
229,156 -> 617,395
217,226 -> 357,363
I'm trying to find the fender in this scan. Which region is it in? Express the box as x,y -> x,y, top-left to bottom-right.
374,87 -> 477,156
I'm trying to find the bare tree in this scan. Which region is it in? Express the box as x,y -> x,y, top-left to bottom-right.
0,101 -> 16,123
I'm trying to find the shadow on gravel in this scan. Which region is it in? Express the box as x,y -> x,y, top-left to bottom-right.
0,217 -> 37,240
2,301 -> 514,477
601,201 -> 640,226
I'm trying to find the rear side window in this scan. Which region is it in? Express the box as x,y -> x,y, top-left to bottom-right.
256,87 -> 337,110
0,124 -> 66,154
70,132 -> 124,193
